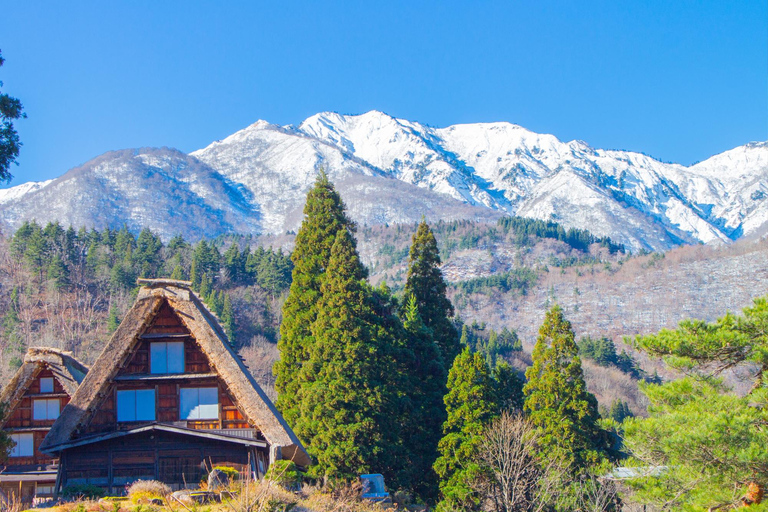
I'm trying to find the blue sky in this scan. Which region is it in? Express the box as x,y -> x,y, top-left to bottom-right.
1,1 -> 766,186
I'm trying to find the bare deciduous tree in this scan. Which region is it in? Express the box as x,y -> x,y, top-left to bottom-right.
476,410 -> 565,512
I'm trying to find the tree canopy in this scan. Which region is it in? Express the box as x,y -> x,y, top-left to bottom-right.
523,305 -> 609,472
0,50 -> 25,182
624,295 -> 768,509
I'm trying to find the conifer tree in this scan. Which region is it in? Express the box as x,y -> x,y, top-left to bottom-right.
401,293 -> 447,499
523,305 -> 608,472
404,220 -> 460,370
298,229 -> 398,479
275,171 -> 355,425
434,347 -> 497,512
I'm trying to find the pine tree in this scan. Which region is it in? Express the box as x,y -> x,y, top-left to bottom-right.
401,293 -> 447,499
434,347 -> 497,512
523,305 -> 608,472
275,171 -> 355,426
404,221 -> 460,370
221,293 -> 235,346
298,229 -> 398,479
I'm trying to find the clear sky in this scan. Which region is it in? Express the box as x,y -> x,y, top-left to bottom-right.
1,1 -> 766,186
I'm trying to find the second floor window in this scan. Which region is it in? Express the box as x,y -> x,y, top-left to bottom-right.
117,389 -> 156,422
9,433 -> 33,457
180,387 -> 218,420
33,399 -> 60,420
150,341 -> 184,374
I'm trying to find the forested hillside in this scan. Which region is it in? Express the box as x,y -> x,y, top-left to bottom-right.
1,215 -> 764,416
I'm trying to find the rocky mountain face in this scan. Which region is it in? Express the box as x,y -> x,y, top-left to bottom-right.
1,111 -> 766,251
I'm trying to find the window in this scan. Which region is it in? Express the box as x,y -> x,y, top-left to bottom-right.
33,399 -> 60,420
150,342 -> 185,374
36,485 -> 55,496
180,387 -> 218,420
9,433 -> 33,457
39,377 -> 54,393
117,389 -> 156,422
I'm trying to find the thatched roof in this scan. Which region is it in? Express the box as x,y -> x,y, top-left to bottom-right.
0,347 -> 88,425
40,279 -> 310,466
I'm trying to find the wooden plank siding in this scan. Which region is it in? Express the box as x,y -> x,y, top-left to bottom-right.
3,368 -> 67,468
61,430 -> 265,493
85,299 -> 252,434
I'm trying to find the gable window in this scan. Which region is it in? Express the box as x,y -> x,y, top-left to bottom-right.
180,387 -> 218,420
150,341 -> 185,374
10,433 -> 33,457
117,389 -> 156,422
39,377 -> 54,393
33,399 -> 60,420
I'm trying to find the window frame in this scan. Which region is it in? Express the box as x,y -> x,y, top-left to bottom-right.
116,388 -> 156,422
179,387 -> 219,420
150,341 -> 185,374
32,398 -> 60,420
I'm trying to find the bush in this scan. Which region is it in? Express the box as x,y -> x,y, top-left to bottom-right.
126,480 -> 171,503
265,460 -> 302,489
61,483 -> 105,500
212,465 -> 240,480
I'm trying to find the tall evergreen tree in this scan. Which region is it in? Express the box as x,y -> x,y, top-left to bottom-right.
401,293 -> 447,499
523,305 -> 608,472
298,229 -> 399,479
434,347 -> 497,512
275,171 -> 355,426
404,220 -> 460,370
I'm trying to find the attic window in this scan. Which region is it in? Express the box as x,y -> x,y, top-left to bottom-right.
40,377 -> 54,393
150,341 -> 185,374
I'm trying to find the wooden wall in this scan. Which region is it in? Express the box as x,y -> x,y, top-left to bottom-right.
3,368 -> 67,468
85,299 -> 250,434
62,430 -> 266,492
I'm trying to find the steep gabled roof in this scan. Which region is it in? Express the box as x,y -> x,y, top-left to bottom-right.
0,347 -> 88,426
39,279 -> 310,466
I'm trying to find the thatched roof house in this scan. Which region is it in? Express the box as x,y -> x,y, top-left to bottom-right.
0,347 -> 88,502
39,279 -> 308,493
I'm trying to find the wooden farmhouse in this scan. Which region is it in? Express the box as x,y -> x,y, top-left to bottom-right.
0,347 -> 88,502
40,279 -> 309,494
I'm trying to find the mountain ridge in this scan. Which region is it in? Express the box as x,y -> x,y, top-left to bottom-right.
1,110 -> 765,251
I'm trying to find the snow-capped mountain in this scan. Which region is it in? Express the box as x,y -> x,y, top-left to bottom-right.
1,111 -> 765,251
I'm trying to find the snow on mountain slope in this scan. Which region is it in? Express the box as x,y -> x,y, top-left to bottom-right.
0,148 -> 261,240
296,111 -> 749,249
0,180 -> 54,205
191,119 -> 501,234
0,111 -> 764,251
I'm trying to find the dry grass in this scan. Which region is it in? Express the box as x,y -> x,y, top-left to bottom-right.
23,481 -> 392,512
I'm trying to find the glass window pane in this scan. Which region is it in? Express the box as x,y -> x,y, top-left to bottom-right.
47,399 -> 60,420
180,388 -> 198,419
198,388 -> 218,419
150,342 -> 167,374
40,377 -> 54,393
117,390 -> 136,422
11,433 -> 33,457
167,342 -> 185,373
135,389 -> 156,421
33,400 -> 47,420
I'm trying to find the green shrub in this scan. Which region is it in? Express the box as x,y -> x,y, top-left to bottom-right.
265,460 -> 301,489
61,483 -> 105,500
211,465 -> 240,480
